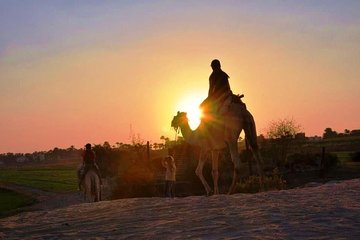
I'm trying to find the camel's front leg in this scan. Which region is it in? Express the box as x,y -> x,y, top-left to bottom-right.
196,150 -> 212,196
212,150 -> 220,195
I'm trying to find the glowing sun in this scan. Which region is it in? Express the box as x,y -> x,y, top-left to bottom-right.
176,95 -> 204,130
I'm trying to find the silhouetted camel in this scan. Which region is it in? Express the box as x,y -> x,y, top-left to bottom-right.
171,98 -> 263,195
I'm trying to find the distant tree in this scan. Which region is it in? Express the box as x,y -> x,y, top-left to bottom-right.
160,136 -> 171,148
344,129 -> 350,135
323,128 -> 338,139
160,135 -> 166,142
266,118 -> 301,139
66,145 -> 76,153
351,129 -> 360,136
103,141 -> 111,149
266,118 -> 302,167
295,132 -> 306,140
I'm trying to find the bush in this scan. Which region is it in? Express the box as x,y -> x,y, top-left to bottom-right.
286,153 -> 321,172
323,153 -> 338,169
286,152 -> 338,172
235,168 -> 286,193
112,164 -> 157,199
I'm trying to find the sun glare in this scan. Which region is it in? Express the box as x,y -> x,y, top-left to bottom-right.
177,95 -> 204,130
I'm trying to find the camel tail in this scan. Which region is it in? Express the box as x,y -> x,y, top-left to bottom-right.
243,109 -> 264,180
243,110 -> 259,151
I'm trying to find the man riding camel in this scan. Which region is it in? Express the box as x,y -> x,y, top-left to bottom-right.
199,59 -> 240,148
201,59 -> 233,115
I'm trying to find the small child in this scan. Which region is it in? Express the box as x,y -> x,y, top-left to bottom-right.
162,156 -> 176,198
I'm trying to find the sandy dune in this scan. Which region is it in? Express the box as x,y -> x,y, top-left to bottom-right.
1,179 -> 360,239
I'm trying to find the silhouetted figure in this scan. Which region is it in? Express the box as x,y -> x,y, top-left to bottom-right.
201,59 -> 233,114
162,156 -> 176,198
199,59 -> 234,146
171,60 -> 263,195
78,143 -> 102,190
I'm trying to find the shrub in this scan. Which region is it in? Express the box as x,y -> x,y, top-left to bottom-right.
286,153 -> 321,172
112,164 -> 157,199
285,152 -> 338,172
235,168 -> 286,193
323,153 -> 338,169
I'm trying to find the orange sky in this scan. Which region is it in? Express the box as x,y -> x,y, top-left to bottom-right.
0,1 -> 359,153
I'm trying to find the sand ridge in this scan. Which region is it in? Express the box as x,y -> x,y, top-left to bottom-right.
1,179 -> 360,239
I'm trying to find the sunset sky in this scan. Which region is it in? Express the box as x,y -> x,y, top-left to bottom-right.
1,1 -> 359,153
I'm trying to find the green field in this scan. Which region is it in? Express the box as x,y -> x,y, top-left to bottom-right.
0,188 -> 36,216
0,165 -> 78,192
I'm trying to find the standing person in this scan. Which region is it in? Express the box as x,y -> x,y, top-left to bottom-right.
78,143 -> 102,190
162,156 -> 176,198
201,59 -> 233,114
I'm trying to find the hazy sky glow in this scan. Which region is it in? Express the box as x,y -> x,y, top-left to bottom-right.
1,1 -> 359,153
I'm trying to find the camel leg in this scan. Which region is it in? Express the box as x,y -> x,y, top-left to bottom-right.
196,150 -> 212,196
85,181 -> 89,202
96,176 -> 101,202
83,175 -> 88,202
98,179 -> 102,201
228,141 -> 241,194
87,181 -> 92,202
244,111 -> 265,190
91,177 -> 97,202
212,150 -> 220,195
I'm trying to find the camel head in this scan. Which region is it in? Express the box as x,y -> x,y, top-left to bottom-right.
171,111 -> 189,132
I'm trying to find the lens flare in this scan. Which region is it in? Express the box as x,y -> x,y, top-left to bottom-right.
176,95 -> 204,130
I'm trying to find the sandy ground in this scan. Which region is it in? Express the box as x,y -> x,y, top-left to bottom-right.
1,179 -> 360,239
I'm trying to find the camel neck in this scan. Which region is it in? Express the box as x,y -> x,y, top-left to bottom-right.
179,122 -> 199,145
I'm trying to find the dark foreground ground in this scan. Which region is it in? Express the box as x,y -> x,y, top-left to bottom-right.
1,178 -> 360,239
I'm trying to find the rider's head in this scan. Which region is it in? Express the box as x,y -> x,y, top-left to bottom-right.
211,59 -> 221,70
85,143 -> 91,150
